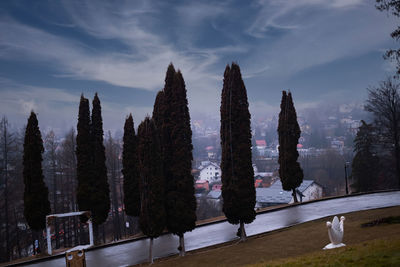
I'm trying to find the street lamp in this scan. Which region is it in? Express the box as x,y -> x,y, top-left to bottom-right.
344,162 -> 349,195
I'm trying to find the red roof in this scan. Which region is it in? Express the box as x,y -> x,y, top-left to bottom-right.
195,180 -> 209,191
205,146 -> 214,151
254,179 -> 263,188
256,140 -> 266,146
297,144 -> 303,148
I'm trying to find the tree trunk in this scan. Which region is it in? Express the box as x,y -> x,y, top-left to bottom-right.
149,237 -> 154,264
118,175 -> 126,238
240,221 -> 247,242
52,159 -> 59,249
395,140 -> 400,189
93,223 -> 99,245
179,234 -> 185,256
3,124 -> 10,261
102,224 -> 106,244
39,230 -> 46,255
292,189 -> 298,203
14,208 -> 21,258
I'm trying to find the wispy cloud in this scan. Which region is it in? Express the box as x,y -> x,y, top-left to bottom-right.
243,0 -> 395,80
247,0 -> 365,38
0,0 -> 233,93
0,0 -> 396,132
0,78 -> 79,133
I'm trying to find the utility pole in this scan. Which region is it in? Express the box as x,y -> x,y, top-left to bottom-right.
344,162 -> 349,195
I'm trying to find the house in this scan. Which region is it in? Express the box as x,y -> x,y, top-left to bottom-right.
287,180 -> 323,204
255,179 -> 263,188
254,175 -> 274,188
205,146 -> 216,159
199,162 -> 221,183
206,190 -> 222,210
256,140 -> 267,156
256,180 -> 323,208
195,180 -> 209,192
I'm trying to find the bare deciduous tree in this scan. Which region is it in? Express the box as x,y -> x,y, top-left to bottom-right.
365,78 -> 400,187
1,116 -> 13,261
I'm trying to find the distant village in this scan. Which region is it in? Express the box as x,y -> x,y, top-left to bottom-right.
191,103 -> 364,218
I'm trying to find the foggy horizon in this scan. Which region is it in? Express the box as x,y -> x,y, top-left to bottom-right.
0,0 -> 395,135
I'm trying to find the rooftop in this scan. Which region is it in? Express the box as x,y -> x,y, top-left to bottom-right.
256,180 -> 316,204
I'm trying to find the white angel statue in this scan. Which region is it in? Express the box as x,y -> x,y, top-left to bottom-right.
323,216 -> 346,249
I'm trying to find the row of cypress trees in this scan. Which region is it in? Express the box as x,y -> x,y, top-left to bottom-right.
220,64 -> 304,241
21,63 -> 303,261
76,93 -> 110,243
122,64 -> 197,262
22,93 -> 111,250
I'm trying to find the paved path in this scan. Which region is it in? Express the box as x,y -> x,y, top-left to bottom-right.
23,191 -> 400,267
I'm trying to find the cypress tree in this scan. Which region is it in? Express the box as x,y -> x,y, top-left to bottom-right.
220,63 -> 256,242
162,64 -> 197,256
122,114 -> 140,217
137,117 -> 165,264
161,64 -> 176,186
90,93 -> 110,238
278,91 -> 303,202
23,111 -> 51,253
152,90 -> 166,160
152,90 -> 166,132
76,95 -> 93,221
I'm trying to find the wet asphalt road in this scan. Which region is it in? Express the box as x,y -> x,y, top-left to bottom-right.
23,191 -> 400,267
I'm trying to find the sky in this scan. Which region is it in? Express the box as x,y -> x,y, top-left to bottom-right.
0,0 -> 397,135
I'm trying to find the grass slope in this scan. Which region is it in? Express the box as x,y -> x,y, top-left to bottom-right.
141,206 -> 400,267
250,238 -> 400,266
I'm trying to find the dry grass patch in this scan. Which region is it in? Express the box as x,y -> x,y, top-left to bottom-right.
249,238 -> 400,267
138,206 -> 400,267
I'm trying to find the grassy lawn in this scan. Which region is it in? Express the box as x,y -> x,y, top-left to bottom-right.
249,238 -> 400,266
140,206 -> 400,267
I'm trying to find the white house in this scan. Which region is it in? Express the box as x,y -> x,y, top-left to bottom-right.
288,180 -> 323,204
256,180 -> 323,208
199,162 -> 221,183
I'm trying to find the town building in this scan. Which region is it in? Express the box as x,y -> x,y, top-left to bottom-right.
199,162 -> 221,183
256,180 -> 323,208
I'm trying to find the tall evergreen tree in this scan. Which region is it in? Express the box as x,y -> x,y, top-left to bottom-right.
351,121 -> 379,192
137,117 -> 165,264
122,114 -> 140,217
162,64 -> 197,256
90,93 -> 110,238
220,63 -> 255,242
152,90 -> 166,132
76,95 -> 93,222
23,111 -> 51,253
152,90 -> 166,160
278,91 -> 304,202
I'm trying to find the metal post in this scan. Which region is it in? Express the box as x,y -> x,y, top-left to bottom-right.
88,219 -> 94,246
46,221 -> 52,255
344,162 -> 349,195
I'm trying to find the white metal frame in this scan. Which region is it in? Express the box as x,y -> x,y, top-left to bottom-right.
45,211 -> 93,255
